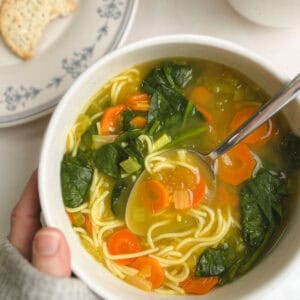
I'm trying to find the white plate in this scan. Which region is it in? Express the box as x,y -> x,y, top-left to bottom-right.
0,0 -> 137,127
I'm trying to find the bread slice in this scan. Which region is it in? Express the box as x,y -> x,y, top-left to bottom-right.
0,0 -> 77,60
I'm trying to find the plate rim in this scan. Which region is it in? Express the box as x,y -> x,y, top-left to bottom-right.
0,0 -> 138,128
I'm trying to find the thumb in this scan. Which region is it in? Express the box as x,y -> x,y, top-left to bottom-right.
32,227 -> 71,277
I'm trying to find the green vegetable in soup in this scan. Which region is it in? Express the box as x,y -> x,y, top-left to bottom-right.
81,120 -> 98,150
162,62 -> 193,89
111,179 -> 130,219
242,169 -> 288,225
123,138 -> 145,165
240,192 -> 267,247
196,168 -> 288,284
142,62 -> 193,94
280,133 -> 300,171
94,144 -> 127,179
142,63 -> 192,128
195,245 -> 230,277
238,228 -> 274,276
120,157 -> 141,174
61,152 -> 93,208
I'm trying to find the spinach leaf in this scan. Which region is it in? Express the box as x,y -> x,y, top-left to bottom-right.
281,133 -> 300,171
142,62 -> 193,93
240,192 -> 267,248
117,129 -> 146,143
243,169 -> 288,224
124,138 -> 145,165
147,91 -> 173,125
162,62 -> 193,89
238,227 -> 274,276
195,246 -> 229,277
111,179 -> 131,219
94,144 -> 127,179
142,62 -> 193,130
61,152 -> 93,208
122,110 -> 136,131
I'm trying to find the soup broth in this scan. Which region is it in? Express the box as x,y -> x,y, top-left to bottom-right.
61,58 -> 299,295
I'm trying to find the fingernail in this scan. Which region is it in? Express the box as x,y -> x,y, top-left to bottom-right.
33,231 -> 60,256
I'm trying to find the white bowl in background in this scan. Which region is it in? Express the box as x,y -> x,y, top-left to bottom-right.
228,0 -> 300,28
39,35 -> 300,300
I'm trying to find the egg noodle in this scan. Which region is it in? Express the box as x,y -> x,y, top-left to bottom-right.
64,67 -> 239,295
66,68 -> 141,156
68,149 -> 237,294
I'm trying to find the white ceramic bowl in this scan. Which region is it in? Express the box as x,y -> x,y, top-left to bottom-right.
39,35 -> 300,300
228,0 -> 300,28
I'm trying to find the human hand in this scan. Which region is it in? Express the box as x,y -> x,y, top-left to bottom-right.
8,170 -> 71,277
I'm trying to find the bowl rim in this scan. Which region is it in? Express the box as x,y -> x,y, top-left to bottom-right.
38,34 -> 292,299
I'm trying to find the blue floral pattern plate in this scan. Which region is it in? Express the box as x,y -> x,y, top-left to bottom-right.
0,0 -> 137,127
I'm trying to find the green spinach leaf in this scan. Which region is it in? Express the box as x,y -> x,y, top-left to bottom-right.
242,169 -> 288,224
81,120 -> 98,150
162,62 -> 193,89
94,144 -> 127,179
281,133 -> 300,171
61,152 -> 93,208
111,179 -> 131,219
142,62 -> 194,130
195,246 -> 229,277
240,191 -> 267,248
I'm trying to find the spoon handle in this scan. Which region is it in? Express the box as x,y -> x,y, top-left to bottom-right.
209,73 -> 300,160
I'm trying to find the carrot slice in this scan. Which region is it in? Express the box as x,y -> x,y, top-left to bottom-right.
217,143 -> 256,186
130,116 -> 147,128
179,275 -> 218,295
85,215 -> 93,236
192,178 -> 207,207
107,229 -> 142,265
230,107 -> 275,145
67,212 -> 75,224
131,257 -> 165,289
142,179 -> 169,212
190,86 -> 213,106
67,212 -> 85,227
195,105 -> 214,125
125,93 -> 150,112
100,105 -> 126,135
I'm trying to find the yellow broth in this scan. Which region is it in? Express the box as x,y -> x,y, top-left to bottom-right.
62,58 -> 297,295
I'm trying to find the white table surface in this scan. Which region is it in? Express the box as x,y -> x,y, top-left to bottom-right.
0,0 -> 299,298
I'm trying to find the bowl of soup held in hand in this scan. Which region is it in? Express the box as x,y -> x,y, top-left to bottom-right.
39,35 -> 300,300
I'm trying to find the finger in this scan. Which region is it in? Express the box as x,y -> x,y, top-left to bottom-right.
8,170 -> 41,259
32,227 -> 71,277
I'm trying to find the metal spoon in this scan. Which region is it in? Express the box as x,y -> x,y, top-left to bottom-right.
200,73 -> 300,167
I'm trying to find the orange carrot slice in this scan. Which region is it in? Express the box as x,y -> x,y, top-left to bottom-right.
142,179 -> 169,213
67,212 -> 85,227
130,116 -> 147,128
125,93 -> 150,112
107,229 -> 142,265
180,275 -> 218,295
100,105 -> 126,135
230,107 -> 275,145
195,105 -> 214,125
217,143 -> 256,186
85,215 -> 93,236
190,86 -> 213,106
131,257 -> 165,289
192,178 -> 207,207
